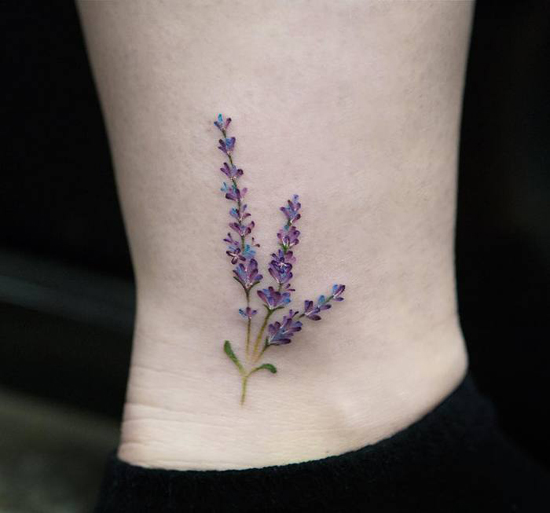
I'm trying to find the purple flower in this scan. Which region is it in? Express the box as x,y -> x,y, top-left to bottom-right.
280,282 -> 296,293
223,232 -> 244,263
331,284 -> 345,301
257,286 -> 291,309
303,299 -> 332,321
226,247 -> 244,264
214,113 -> 232,132
231,236 -> 259,260
230,204 -> 251,222
233,258 -> 263,290
267,310 -> 302,345
242,243 -> 257,259
218,137 -> 236,155
280,195 -> 301,224
230,220 -> 255,237
277,225 -> 300,249
220,162 -> 243,179
224,232 -> 240,251
215,115 -> 349,405
221,182 -> 247,202
302,285 -> 344,321
239,306 -> 258,319
268,249 -> 295,285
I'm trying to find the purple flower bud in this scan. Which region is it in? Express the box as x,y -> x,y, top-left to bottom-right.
230,220 -> 255,237
242,244 -> 256,259
267,310 -> 302,345
274,248 -> 296,266
268,249 -> 295,285
230,205 -> 251,222
223,232 -> 240,251
239,306 -> 258,319
277,225 -> 300,249
218,137 -> 236,155
257,286 -> 291,309
303,300 -> 321,321
220,162 -> 243,179
280,195 -> 301,224
233,258 -> 263,290
281,282 -> 296,293
303,298 -> 331,321
221,182 -> 247,202
224,233 -> 245,263
214,113 -> 232,132
226,247 -> 245,265
332,284 -> 345,301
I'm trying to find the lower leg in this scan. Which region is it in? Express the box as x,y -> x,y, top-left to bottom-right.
78,0 -> 474,470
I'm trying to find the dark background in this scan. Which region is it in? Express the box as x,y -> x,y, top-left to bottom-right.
1,0 -> 549,474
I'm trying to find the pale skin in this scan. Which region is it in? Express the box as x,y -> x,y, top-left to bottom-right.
77,0 -> 474,470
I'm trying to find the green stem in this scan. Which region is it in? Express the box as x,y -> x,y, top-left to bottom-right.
245,292 -> 252,356
251,282 -> 284,359
246,318 -> 251,355
251,309 -> 274,359
252,342 -> 270,364
240,375 -> 249,405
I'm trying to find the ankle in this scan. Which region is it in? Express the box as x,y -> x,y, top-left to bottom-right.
117,313 -> 467,470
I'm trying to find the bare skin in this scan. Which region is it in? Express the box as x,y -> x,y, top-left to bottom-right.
78,0 -> 474,470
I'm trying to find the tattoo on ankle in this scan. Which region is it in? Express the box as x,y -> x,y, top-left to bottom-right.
214,114 -> 346,405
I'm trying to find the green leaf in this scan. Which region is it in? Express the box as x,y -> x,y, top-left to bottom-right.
251,363 -> 277,375
224,341 -> 244,375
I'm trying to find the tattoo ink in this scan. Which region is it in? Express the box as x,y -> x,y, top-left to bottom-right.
214,114 -> 346,405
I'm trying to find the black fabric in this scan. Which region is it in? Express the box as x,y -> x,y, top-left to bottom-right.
94,375 -> 550,512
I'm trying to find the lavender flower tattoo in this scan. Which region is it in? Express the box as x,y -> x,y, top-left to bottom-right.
214,114 -> 346,404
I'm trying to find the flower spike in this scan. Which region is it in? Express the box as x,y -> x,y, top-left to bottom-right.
214,114 -> 346,404
214,113 -> 232,132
